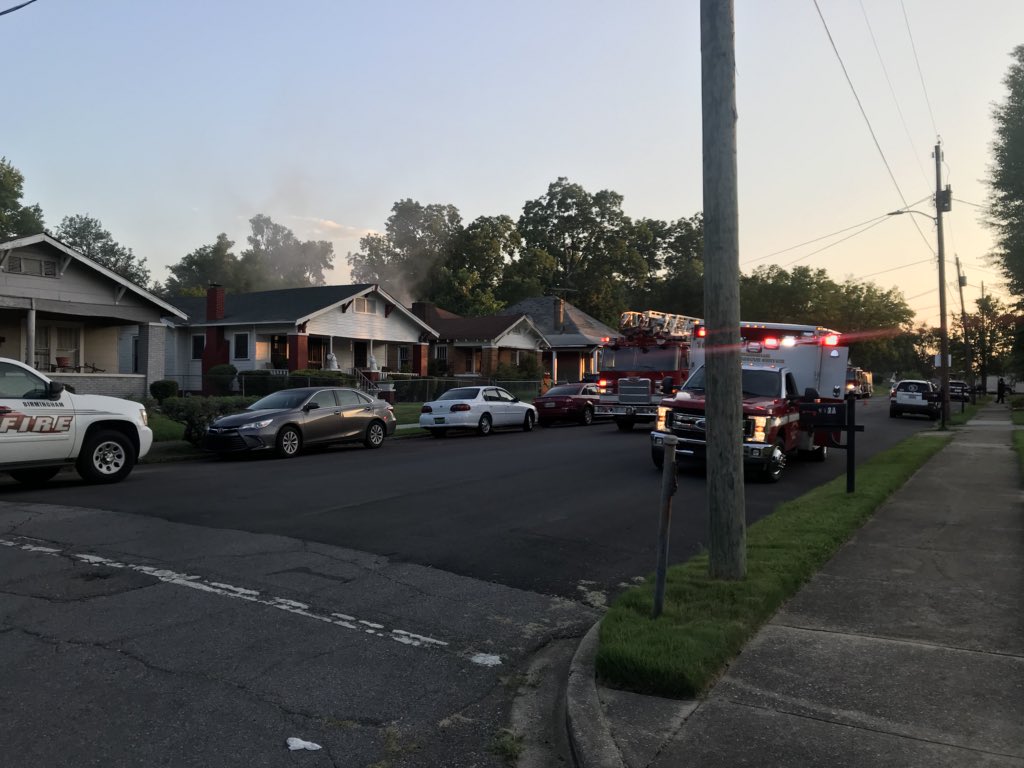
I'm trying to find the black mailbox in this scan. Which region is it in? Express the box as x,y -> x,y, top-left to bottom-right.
799,401 -> 847,429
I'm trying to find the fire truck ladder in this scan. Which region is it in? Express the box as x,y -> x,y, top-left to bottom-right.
619,310 -> 702,339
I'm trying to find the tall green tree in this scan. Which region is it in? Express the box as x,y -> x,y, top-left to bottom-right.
955,294 -> 1018,384
238,214 -> 334,291
426,215 -> 518,315
54,214 -> 150,287
0,157 -> 45,241
160,234 -> 241,296
634,214 -> 705,316
988,45 -> 1024,300
347,199 -> 463,303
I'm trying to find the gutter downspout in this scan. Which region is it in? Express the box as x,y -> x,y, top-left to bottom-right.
26,298 -> 36,367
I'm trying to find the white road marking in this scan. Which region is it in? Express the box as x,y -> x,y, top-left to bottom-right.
0,536 -> 505,667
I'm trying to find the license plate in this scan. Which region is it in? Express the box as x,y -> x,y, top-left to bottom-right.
652,434 -> 664,445
434,417 -> 445,424
544,402 -> 555,408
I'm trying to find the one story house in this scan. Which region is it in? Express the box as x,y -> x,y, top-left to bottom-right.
158,284 -> 439,391
410,301 -> 547,378
0,233 -> 187,397
501,296 -> 617,382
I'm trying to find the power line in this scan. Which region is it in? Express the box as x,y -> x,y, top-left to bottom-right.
781,216 -> 892,268
0,0 -> 37,16
856,257 -> 933,280
812,0 -> 934,255
953,198 -> 984,208
743,214 -> 888,265
900,0 -> 939,136
858,0 -> 930,188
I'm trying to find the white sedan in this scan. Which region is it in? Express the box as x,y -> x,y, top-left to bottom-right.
419,386 -> 537,437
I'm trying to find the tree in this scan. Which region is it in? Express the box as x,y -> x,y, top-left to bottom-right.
0,157 -> 45,241
956,294 -> 1018,384
633,214 -> 705,316
238,214 -> 334,292
161,234 -> 241,296
517,178 -> 647,325
54,214 -> 150,287
347,200 -> 463,303
426,215 -> 519,315
988,45 -> 1024,301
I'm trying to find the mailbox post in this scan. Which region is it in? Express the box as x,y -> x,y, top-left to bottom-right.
799,394 -> 865,493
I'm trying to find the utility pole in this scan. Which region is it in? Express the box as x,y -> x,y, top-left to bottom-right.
701,0 -> 745,580
955,256 -> 971,387
934,141 -> 951,428
979,281 -> 987,391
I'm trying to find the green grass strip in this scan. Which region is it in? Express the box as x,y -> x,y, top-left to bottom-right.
596,433 -> 951,698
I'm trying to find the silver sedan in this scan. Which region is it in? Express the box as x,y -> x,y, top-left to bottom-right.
204,387 -> 396,457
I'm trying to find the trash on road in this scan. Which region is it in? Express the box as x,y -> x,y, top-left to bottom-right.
287,737 -> 322,751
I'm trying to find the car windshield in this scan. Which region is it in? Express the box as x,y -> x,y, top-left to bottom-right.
544,385 -> 580,397
248,390 -> 309,410
437,387 -> 480,401
599,346 -> 680,372
682,366 -> 781,397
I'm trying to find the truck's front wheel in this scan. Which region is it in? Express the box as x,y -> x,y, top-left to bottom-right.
759,442 -> 786,483
77,430 -> 136,484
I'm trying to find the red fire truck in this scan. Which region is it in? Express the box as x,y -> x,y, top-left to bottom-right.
594,310 -> 702,431
649,321 -> 849,482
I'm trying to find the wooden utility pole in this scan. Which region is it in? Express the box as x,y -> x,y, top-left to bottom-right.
701,0 -> 745,580
955,256 -> 972,388
934,141 -> 951,428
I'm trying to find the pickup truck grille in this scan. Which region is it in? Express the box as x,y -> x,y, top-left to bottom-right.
669,411 -> 754,441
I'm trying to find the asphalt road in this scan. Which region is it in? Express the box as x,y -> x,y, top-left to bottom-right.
0,397 -> 934,607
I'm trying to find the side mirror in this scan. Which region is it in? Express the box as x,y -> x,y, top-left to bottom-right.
46,380 -> 65,400
661,376 -> 676,396
304,401 -> 320,412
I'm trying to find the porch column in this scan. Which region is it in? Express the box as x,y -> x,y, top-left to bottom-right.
551,349 -> 558,382
482,346 -> 499,377
26,302 -> 36,367
412,342 -> 429,377
138,323 -> 166,390
288,334 -> 308,371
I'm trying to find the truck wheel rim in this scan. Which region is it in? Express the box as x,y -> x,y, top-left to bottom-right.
770,445 -> 786,477
93,441 -> 126,474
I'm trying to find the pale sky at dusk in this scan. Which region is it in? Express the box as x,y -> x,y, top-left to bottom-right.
6,1 -> 1022,326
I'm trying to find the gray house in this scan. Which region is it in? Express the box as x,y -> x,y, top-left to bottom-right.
502,297 -> 617,382
0,233 -> 186,397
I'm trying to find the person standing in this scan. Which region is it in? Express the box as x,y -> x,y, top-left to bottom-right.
997,377 -> 1007,403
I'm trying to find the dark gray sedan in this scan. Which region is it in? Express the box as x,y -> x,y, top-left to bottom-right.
204,387 -> 396,458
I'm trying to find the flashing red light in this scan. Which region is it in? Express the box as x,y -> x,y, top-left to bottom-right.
421,405 -> 433,413
764,336 -> 780,350
450,403 -> 472,412
822,334 -> 840,346
696,326 -> 707,338
598,379 -> 609,388
600,336 -> 610,343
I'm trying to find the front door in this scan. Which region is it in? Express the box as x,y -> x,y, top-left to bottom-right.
0,361 -> 77,464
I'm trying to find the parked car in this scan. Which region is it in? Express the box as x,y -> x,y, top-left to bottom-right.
948,380 -> 969,402
889,379 -> 939,420
419,386 -> 537,437
204,387 -> 396,457
533,382 -> 602,426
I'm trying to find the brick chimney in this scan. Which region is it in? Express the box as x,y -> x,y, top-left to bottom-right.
206,283 -> 225,321
554,297 -> 565,330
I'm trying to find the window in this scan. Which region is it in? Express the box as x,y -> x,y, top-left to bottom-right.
435,345 -> 448,363
233,333 -> 250,360
336,389 -> 363,407
5,254 -> 58,277
398,346 -> 410,370
354,297 -> 377,314
0,362 -> 48,398
191,335 -> 206,360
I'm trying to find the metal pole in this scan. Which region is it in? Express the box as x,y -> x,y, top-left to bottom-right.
652,436 -> 678,619
846,393 -> 856,494
701,0 -> 746,581
935,142 -> 951,428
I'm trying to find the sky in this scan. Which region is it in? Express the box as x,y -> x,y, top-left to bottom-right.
5,0 -> 1022,327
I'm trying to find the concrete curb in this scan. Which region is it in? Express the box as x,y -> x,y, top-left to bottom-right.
566,621 -> 624,768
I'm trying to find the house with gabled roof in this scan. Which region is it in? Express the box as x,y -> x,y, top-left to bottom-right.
158,284 -> 439,391
0,233 -> 187,397
410,301 -> 546,378
501,296 -> 617,382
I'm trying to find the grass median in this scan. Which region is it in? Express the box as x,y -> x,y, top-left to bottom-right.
596,432 -> 952,699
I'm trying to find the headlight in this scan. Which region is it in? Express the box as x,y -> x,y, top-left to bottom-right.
139,408 -> 148,427
751,415 -> 768,442
240,419 -> 273,430
656,406 -> 669,431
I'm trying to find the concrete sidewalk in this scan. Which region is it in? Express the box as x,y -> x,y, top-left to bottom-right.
569,402 -> 1024,767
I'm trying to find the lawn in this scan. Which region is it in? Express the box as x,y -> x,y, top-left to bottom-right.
596,432 -> 952,699
391,402 -> 425,426
149,412 -> 185,442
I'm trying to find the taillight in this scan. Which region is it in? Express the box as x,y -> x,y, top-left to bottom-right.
450,403 -> 471,412
421,405 -> 433,413
764,336 -> 780,349
822,334 -> 839,346
598,379 -> 609,388
696,326 -> 706,338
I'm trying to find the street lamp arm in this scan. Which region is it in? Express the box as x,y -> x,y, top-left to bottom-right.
887,209 -> 936,223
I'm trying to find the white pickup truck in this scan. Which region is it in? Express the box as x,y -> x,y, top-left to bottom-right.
0,357 -> 152,486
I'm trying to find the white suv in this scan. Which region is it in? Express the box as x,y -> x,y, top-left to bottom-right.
0,357 -> 153,485
889,379 -> 939,420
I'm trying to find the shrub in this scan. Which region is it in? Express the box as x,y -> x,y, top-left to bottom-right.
1010,394 -> 1024,410
162,395 -> 257,445
149,379 -> 180,403
206,363 -> 237,395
